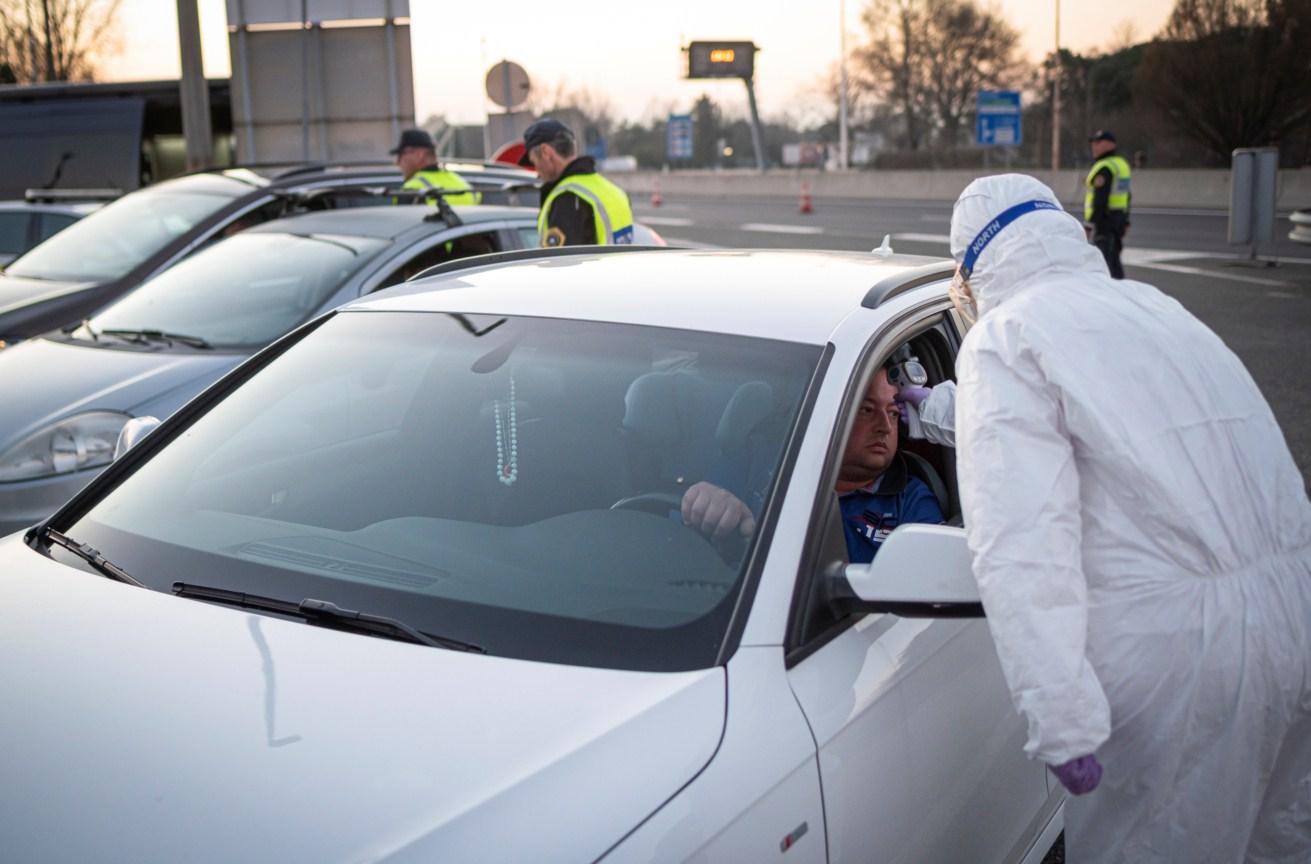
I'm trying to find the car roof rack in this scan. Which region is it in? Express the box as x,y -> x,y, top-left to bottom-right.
23,187 -> 122,203
861,261 -> 956,309
410,243 -> 678,282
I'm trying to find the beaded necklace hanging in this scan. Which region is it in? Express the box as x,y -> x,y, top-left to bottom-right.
493,375 -> 518,486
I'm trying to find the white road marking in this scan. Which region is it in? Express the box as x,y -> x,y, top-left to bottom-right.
1267,291 -> 1301,299
639,216 -> 695,227
1130,261 -> 1294,287
1124,247 -> 1300,286
739,222 -> 825,235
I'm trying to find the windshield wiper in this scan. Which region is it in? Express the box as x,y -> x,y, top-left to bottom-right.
287,232 -> 360,256
101,328 -> 213,350
40,527 -> 145,587
171,583 -> 485,653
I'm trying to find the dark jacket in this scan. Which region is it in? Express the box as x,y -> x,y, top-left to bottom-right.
539,157 -> 599,246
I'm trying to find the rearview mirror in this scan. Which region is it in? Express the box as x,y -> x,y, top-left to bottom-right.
113,415 -> 161,459
831,523 -> 984,618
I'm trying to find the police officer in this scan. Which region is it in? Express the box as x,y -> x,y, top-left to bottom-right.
389,128 -> 478,206
519,119 -> 633,247
1085,130 -> 1131,279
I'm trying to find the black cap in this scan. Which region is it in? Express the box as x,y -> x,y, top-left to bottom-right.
1088,129 -> 1116,144
519,118 -> 574,166
389,128 -> 436,155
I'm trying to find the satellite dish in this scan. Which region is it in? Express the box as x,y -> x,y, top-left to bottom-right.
485,60 -> 531,110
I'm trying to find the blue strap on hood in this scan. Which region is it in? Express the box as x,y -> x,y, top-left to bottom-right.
961,199 -> 1062,278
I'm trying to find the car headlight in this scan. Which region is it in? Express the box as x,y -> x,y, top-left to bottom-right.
0,412 -> 131,482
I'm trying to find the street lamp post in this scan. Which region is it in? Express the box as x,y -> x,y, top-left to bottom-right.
839,0 -> 850,170
1051,0 -> 1061,173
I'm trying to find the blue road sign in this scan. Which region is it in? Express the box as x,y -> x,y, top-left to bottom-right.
976,90 -> 1022,147
667,114 -> 693,161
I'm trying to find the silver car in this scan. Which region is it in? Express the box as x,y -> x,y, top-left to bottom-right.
0,204 -> 545,535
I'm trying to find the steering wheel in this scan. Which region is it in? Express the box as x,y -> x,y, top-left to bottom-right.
609,491 -> 684,514
610,490 -> 748,563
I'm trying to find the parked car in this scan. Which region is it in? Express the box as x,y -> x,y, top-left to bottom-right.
2,247 -> 1062,862
0,161 -> 536,345
0,188 -> 117,267
0,203 -> 544,535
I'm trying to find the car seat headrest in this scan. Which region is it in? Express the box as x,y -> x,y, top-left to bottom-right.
716,381 -> 775,447
622,371 -> 711,446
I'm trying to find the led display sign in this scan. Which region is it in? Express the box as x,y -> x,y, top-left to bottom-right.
685,41 -> 756,79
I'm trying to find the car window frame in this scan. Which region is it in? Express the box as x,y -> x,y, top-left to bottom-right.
783,293 -> 957,668
356,219 -> 534,295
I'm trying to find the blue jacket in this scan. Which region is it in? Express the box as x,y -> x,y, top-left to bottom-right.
839,454 -> 944,563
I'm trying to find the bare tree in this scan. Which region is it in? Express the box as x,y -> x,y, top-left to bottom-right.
0,0 -> 120,83
923,0 -> 1024,148
1140,0 -> 1311,162
857,0 -> 931,149
1107,19 -> 1139,52
856,0 -> 1024,150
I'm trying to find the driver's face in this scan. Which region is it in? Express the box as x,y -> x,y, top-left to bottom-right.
838,369 -> 900,488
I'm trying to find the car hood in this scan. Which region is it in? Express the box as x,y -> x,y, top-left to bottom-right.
0,272 -> 92,315
0,338 -> 243,450
0,536 -> 725,863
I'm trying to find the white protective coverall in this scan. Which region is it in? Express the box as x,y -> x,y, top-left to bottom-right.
950,173 -> 1311,863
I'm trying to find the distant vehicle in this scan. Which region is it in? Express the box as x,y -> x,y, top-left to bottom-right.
0,203 -> 543,536
0,161 -> 537,345
0,189 -> 118,267
2,248 -> 1062,862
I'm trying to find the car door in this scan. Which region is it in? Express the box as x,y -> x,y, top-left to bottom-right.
785,305 -> 1055,863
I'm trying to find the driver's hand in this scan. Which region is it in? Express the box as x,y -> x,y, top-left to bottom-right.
681,482 -> 756,541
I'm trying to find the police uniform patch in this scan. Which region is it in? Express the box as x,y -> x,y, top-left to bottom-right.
1093,174 -> 1107,188
542,226 -> 566,248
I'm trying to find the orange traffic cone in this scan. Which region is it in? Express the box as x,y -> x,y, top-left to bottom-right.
799,181 -> 814,214
650,178 -> 663,207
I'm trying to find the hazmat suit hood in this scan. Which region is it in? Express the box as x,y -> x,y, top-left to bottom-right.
949,173 -> 1107,317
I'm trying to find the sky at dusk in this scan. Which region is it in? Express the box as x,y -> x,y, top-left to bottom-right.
107,0 -> 1174,124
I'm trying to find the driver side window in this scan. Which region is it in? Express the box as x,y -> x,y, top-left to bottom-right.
787,315 -> 960,660
373,230 -> 503,291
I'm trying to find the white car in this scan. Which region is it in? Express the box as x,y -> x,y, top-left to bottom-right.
0,248 -> 1063,862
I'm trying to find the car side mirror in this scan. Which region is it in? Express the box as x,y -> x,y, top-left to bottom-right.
113,415 -> 161,459
829,523 -> 984,618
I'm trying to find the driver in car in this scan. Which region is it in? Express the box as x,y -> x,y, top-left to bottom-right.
681,367 -> 945,562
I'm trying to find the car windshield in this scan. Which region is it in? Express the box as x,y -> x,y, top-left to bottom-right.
65,311 -> 822,671
4,174 -> 257,283
86,231 -> 387,350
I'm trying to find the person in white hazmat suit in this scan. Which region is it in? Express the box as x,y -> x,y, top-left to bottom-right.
944,173 -> 1311,863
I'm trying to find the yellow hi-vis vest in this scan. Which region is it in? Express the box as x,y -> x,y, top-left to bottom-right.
537,172 -> 634,246
1084,155 -> 1131,222
403,168 -> 479,206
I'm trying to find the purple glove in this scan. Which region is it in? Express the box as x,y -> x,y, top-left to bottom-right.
1048,754 -> 1103,795
896,384 -> 932,408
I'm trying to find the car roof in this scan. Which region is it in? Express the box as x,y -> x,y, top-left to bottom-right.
243,204 -> 537,241
0,199 -> 101,215
347,248 -> 953,344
